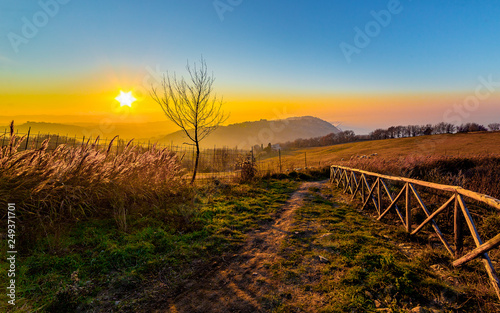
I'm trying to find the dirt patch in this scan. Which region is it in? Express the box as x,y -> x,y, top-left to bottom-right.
156,181 -> 327,313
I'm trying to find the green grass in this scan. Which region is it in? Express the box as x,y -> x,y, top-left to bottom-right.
0,179 -> 299,312
263,185 -> 500,312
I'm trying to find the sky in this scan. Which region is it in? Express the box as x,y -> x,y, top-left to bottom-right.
1,0 -> 500,134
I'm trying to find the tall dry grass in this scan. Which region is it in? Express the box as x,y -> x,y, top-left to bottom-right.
0,124 -> 187,246
340,154 -> 500,199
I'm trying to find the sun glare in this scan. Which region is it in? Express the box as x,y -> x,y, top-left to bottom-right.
115,91 -> 136,107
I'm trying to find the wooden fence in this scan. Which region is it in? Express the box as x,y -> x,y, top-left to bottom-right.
330,165 -> 500,300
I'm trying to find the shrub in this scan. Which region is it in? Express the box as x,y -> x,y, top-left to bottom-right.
236,153 -> 256,182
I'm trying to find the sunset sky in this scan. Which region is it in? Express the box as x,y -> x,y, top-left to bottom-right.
1,0 -> 500,134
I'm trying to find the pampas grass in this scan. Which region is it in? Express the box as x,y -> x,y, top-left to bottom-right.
0,125 -> 187,244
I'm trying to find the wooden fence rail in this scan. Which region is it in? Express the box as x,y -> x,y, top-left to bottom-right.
330,165 -> 500,300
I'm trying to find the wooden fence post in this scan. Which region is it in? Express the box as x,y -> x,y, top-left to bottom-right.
25,127 -> 31,150
457,194 -> 500,299
406,183 -> 412,233
361,174 -> 365,203
454,193 -> 464,257
279,149 -> 282,173
35,132 -> 40,149
54,134 -> 59,150
1,129 -> 6,147
377,179 -> 381,215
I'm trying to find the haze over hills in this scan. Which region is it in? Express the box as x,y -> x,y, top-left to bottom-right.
5,116 -> 340,149
3,121 -> 176,141
156,116 -> 340,149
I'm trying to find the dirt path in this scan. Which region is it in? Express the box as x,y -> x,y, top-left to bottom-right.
162,180 -> 327,313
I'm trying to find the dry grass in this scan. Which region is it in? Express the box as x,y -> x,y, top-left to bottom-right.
0,127 -> 187,246
262,132 -> 500,196
340,154 -> 500,198
266,132 -> 500,167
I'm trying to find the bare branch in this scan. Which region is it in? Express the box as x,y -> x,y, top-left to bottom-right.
149,57 -> 229,183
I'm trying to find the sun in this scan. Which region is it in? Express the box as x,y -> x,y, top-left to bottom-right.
115,91 -> 136,107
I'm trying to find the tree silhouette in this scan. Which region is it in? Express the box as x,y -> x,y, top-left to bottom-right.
151,57 -> 229,184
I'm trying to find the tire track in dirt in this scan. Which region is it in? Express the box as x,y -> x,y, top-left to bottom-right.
162,180 -> 328,313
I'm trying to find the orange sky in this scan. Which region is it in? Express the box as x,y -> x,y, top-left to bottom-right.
3,85 -> 499,134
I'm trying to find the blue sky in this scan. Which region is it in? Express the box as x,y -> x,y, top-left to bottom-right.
1,0 -> 499,132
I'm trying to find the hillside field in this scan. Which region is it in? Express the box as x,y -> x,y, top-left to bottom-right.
259,132 -> 500,171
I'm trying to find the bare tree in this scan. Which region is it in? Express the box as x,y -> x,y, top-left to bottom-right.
488,123 -> 500,131
151,58 -> 229,184
457,123 -> 487,133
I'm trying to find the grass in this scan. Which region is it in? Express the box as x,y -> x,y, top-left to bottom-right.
0,178 -> 299,312
0,130 -> 187,238
265,132 -> 500,166
260,132 -> 500,199
263,185 -> 500,312
2,127 -> 500,312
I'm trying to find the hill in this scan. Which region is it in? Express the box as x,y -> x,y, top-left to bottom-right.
6,117 -> 339,148
158,116 -> 340,149
4,121 -> 176,141
5,122 -> 88,137
258,131 -> 500,169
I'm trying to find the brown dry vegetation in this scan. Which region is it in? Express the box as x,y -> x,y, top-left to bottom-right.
262,132 -> 500,198
0,130 -> 187,245
303,132 -> 499,164
264,132 -> 499,166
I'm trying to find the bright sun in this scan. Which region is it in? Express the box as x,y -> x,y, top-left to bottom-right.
115,91 -> 136,107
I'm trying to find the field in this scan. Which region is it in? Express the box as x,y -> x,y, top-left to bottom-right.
260,132 -> 500,170
260,132 -> 500,197
1,132 -> 500,312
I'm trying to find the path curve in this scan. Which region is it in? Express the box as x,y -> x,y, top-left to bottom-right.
164,180 -> 327,313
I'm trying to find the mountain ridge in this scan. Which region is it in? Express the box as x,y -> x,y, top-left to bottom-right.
6,116 -> 340,149
157,116 -> 340,149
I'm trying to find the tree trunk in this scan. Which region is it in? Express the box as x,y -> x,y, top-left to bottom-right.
190,141 -> 200,184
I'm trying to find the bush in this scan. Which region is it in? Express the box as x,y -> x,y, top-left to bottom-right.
236,153 -> 256,182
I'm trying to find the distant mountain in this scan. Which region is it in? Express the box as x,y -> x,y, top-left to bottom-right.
5,116 -> 340,149
158,116 -> 340,149
5,121 -> 176,141
5,122 -> 87,137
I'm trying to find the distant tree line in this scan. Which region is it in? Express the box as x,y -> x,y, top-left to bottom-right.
278,122 -> 500,150
279,130 -> 359,149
